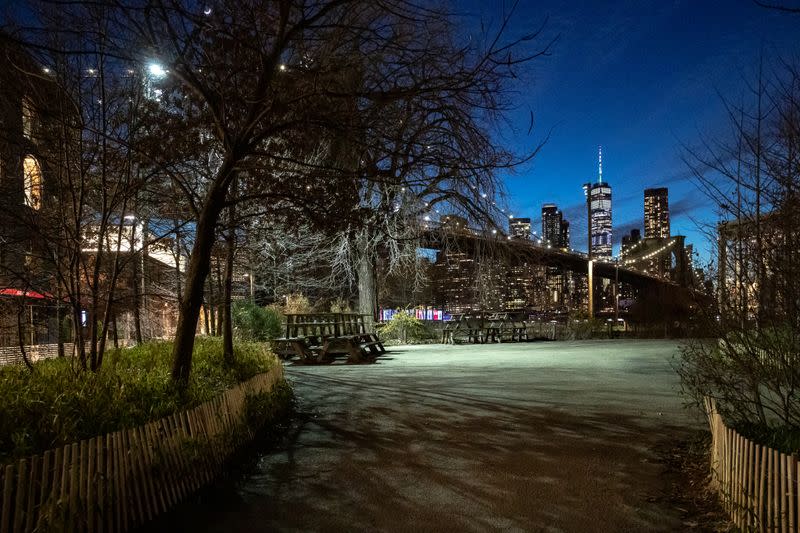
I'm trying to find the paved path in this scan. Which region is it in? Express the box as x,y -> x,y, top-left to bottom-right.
155,340 -> 705,532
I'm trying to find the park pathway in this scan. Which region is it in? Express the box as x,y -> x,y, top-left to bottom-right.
149,340 -> 705,532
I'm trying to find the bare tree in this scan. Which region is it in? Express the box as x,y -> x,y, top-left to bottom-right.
8,0 -> 551,386
679,58 -> 800,430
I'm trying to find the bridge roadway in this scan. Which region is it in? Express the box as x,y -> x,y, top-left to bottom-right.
419,227 -> 687,290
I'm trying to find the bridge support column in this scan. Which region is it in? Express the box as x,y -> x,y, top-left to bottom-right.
588,260 -> 594,319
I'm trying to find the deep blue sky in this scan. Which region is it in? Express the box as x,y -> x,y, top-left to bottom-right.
462,0 -> 800,262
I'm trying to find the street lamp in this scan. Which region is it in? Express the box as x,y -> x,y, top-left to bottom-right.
147,63 -> 167,78
243,272 -> 255,302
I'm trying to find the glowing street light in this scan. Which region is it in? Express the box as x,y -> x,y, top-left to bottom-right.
148,63 -> 167,78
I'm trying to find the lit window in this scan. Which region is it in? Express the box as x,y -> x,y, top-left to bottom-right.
23,155 -> 42,210
22,97 -> 34,139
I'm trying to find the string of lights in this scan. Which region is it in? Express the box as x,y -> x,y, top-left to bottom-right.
622,239 -> 676,266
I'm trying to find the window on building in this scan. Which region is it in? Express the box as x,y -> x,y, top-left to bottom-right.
23,155 -> 42,210
22,97 -> 35,139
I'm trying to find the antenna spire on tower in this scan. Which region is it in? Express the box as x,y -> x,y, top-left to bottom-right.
598,145 -> 603,183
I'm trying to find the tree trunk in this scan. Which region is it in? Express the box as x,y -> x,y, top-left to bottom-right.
207,277 -> 216,335
16,305 -> 33,371
214,256 -> 224,335
112,314 -> 119,349
357,243 -> 377,330
56,293 -> 65,358
131,249 -> 143,344
222,196 -> 236,366
171,164 -> 235,386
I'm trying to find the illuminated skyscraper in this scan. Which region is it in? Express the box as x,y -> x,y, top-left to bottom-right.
508,217 -> 531,240
584,147 -> 612,259
541,204 -> 570,250
541,204 -> 560,246
644,187 -> 670,238
621,228 -> 641,255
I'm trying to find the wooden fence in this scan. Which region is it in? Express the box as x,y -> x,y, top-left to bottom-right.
0,365 -> 285,533
705,397 -> 799,531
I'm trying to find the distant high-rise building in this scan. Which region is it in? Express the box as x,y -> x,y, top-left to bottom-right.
509,217 -> 531,240
541,204 -> 570,249
644,187 -> 670,238
541,204 -> 560,246
584,147 -> 612,259
561,220 -> 570,250
621,228 -> 641,255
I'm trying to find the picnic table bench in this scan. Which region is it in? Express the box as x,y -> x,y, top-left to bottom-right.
442,311 -> 528,344
484,312 -> 528,342
442,312 -> 488,344
276,312 -> 385,364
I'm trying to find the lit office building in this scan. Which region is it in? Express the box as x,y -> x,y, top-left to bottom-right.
541,204 -> 571,309
621,228 -> 641,255
541,204 -> 561,246
584,147 -> 613,259
541,204 -> 570,250
644,187 -> 670,238
561,220 -> 570,250
509,217 -> 531,240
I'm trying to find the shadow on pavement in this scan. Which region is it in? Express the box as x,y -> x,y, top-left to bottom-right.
147,364 -> 696,532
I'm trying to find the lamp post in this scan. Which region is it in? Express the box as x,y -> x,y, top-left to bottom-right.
243,272 -> 255,303
614,262 -> 619,323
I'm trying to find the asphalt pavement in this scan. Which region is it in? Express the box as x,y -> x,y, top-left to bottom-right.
151,339 -> 705,533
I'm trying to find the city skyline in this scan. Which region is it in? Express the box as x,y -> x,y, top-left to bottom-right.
462,0 -> 800,262
512,179 -> 675,261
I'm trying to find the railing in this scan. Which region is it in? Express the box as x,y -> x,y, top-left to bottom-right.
0,366 -> 284,533
705,397 -> 798,531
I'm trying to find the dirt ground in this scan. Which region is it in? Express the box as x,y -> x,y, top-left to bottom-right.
148,340 -> 730,532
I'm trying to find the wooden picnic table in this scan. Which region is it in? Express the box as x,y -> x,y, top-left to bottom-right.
442,311 -> 529,344
276,312 -> 385,364
442,312 -> 488,344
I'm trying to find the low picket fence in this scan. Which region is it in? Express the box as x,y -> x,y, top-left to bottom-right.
705,397 -> 799,531
0,365 -> 285,533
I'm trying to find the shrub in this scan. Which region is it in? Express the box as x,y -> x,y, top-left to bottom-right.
380,311 -> 435,344
564,317 -> 607,340
283,293 -> 311,314
244,381 -> 294,438
232,300 -> 282,341
0,337 -> 277,463
329,297 -> 352,313
679,329 -> 800,453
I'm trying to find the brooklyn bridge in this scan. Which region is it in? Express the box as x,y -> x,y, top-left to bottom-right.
418,221 -> 703,316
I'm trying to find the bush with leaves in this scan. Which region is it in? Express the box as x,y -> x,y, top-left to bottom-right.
379,311 -> 436,344
281,294 -> 311,315
0,337 -> 279,463
329,298 -> 352,313
232,300 -> 282,341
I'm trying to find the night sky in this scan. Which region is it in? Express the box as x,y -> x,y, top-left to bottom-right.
464,0 -> 800,262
